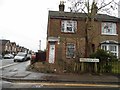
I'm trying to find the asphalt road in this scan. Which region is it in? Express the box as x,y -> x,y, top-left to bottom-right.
2,60 -> 30,77
0,59 -> 17,69
1,59 -> 30,89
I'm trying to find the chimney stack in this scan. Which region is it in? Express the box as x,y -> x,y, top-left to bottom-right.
118,1 -> 120,18
59,1 -> 65,11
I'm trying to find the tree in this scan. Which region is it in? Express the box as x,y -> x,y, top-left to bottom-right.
67,0 -> 119,57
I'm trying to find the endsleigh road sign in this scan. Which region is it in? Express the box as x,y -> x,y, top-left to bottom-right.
80,58 -> 99,73
80,58 -> 99,62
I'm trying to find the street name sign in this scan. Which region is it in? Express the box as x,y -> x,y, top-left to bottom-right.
80,58 -> 99,62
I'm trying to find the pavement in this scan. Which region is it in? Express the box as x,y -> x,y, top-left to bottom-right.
1,67 -> 120,85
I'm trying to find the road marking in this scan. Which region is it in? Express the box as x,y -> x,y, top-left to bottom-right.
13,82 -> 119,88
0,63 -> 18,69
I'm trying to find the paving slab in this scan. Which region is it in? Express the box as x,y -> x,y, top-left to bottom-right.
3,72 -> 17,78
23,72 -> 45,79
12,72 -> 31,78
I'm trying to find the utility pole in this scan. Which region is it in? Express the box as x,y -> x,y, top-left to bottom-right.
39,40 -> 41,51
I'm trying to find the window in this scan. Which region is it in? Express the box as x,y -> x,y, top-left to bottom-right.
61,20 -> 77,33
101,44 -> 118,57
101,22 -> 117,35
101,45 -> 107,51
66,43 -> 75,58
109,45 -> 117,56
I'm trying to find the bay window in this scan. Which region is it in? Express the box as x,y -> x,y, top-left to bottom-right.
101,44 -> 118,57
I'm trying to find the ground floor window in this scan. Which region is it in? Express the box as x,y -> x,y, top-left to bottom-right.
101,44 -> 118,57
66,43 -> 75,58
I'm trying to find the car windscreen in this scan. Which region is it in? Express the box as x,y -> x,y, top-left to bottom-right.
17,53 -> 26,56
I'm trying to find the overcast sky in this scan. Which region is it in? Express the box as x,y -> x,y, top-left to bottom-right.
0,0 -> 119,52
0,0 -> 63,52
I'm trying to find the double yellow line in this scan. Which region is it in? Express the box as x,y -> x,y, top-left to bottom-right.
13,82 -> 119,88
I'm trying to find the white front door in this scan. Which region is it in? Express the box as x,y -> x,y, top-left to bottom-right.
49,44 -> 55,63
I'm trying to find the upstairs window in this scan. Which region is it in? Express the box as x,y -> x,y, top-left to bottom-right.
66,43 -> 75,58
61,20 -> 77,33
101,22 -> 117,35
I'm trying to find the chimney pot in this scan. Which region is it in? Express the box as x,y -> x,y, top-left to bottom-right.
59,1 -> 65,11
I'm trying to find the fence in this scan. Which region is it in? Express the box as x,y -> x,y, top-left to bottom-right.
35,51 -> 46,62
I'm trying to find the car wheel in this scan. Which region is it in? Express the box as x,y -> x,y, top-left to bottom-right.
14,60 -> 16,62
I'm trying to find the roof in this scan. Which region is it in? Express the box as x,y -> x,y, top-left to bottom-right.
11,42 -> 16,45
0,39 -> 10,46
48,11 -> 119,22
100,40 -> 120,45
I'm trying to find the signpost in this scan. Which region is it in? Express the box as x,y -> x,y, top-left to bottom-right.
80,58 -> 99,73
80,58 -> 99,62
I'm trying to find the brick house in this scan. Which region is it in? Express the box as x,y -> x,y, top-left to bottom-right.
0,39 -> 12,55
46,2 -> 120,64
11,42 -> 17,55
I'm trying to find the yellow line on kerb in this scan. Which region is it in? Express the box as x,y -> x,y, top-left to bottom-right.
14,82 -> 119,88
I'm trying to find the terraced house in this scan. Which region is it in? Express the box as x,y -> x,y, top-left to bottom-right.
0,39 -> 29,56
0,40 -> 11,55
46,2 -> 120,64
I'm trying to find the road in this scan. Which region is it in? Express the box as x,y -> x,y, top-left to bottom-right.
0,59 -> 17,69
1,58 -> 31,89
1,59 -> 30,77
0,58 -> 18,90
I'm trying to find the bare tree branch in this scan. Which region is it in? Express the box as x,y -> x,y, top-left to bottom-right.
97,0 -> 114,11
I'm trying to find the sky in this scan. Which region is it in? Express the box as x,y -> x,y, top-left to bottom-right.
0,0 -> 63,52
0,0 -> 119,52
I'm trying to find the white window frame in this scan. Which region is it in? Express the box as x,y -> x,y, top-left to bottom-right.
101,22 -> 117,35
66,43 -> 75,58
101,44 -> 118,58
61,20 -> 77,33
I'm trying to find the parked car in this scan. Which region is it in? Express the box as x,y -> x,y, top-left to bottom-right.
4,54 -> 14,59
14,52 -> 27,62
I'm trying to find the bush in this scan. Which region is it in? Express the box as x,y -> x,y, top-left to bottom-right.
90,49 -> 117,73
103,65 -> 112,73
90,49 -> 117,63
